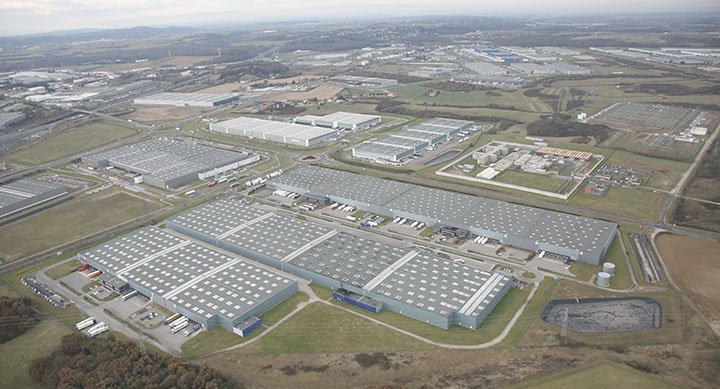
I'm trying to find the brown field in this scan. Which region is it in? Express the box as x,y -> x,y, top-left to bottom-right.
655,233 -> 720,334
271,84 -> 343,101
122,106 -> 212,124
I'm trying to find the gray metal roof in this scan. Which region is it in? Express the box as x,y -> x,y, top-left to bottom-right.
268,166 -> 617,258
0,178 -> 66,211
79,227 -> 295,322
167,199 -> 511,321
210,117 -> 336,142
83,138 -> 252,184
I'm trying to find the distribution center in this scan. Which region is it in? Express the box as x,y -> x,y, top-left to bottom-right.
267,166 -> 617,264
0,178 -> 67,217
353,118 -> 474,162
166,199 -> 511,330
294,111 -> 381,131
134,92 -> 240,107
210,116 -> 337,147
82,138 -> 258,189
78,226 -> 298,334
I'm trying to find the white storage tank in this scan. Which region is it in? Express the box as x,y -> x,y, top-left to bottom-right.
602,262 -> 616,276
597,272 -> 611,287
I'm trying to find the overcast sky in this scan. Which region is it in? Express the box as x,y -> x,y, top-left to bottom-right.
1,0 -> 718,36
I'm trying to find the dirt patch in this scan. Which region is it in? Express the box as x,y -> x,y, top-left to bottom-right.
122,106 -> 211,124
540,297 -> 663,332
271,84 -> 343,102
655,234 -> 720,333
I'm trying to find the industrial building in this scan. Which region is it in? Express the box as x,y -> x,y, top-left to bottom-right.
78,227 -> 298,334
267,166 -> 617,264
328,75 -> 398,88
0,112 -> 26,129
0,178 -> 67,217
294,112 -> 381,131
82,138 -> 258,189
134,92 -> 240,107
352,118 -> 474,162
476,49 -> 524,63
209,117 -> 337,147
166,199 -> 511,330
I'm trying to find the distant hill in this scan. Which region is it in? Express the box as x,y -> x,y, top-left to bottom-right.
0,26 -> 196,48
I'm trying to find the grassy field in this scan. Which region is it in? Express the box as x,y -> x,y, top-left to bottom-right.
0,318 -> 72,389
605,150 -> 689,191
518,280 -> 684,347
181,292 -> 309,358
501,279 -> 557,347
495,170 -> 569,192
326,284 -> 533,345
45,259 -> 81,279
1,121 -> 138,165
238,302 -> 433,354
0,191 -> 163,262
569,235 -> 633,290
505,360 -> 680,389
389,84 -> 553,113
570,186 -> 666,222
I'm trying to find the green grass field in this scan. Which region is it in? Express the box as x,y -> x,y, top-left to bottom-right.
495,170 -> 569,193
0,191 -> 163,262
569,235 -> 633,290
45,259 -> 81,279
238,302 -> 433,354
325,284 -> 533,345
605,150 -> 689,191
570,186 -> 666,222
1,121 -> 138,165
505,360 -> 680,389
181,292 -> 309,358
0,319 -> 72,389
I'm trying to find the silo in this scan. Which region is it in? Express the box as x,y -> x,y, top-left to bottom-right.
597,272 -> 611,287
602,262 -> 616,276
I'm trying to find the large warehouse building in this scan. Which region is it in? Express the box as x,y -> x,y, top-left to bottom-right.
329,75 -> 398,88
267,166 -> 617,264
294,111 -> 381,131
78,227 -> 298,333
166,199 -> 511,330
134,92 -> 240,107
0,178 -> 67,217
353,118 -> 474,162
82,138 -> 259,189
210,117 -> 337,147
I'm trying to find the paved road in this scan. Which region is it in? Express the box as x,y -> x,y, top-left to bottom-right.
659,121 -> 720,226
36,259 -> 177,355
0,113 -> 80,151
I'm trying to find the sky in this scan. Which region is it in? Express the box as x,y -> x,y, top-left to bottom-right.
0,0 -> 718,36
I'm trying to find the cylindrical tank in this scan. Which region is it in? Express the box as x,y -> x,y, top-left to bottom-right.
597,272 -> 611,287
602,262 -> 616,276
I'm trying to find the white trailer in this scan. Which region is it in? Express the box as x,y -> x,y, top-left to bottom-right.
86,322 -> 105,333
75,317 -> 95,331
171,317 -> 189,329
171,321 -> 189,334
538,250 -> 546,259
399,218 -> 407,225
410,221 -> 419,228
393,217 -> 401,223
88,325 -> 109,337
